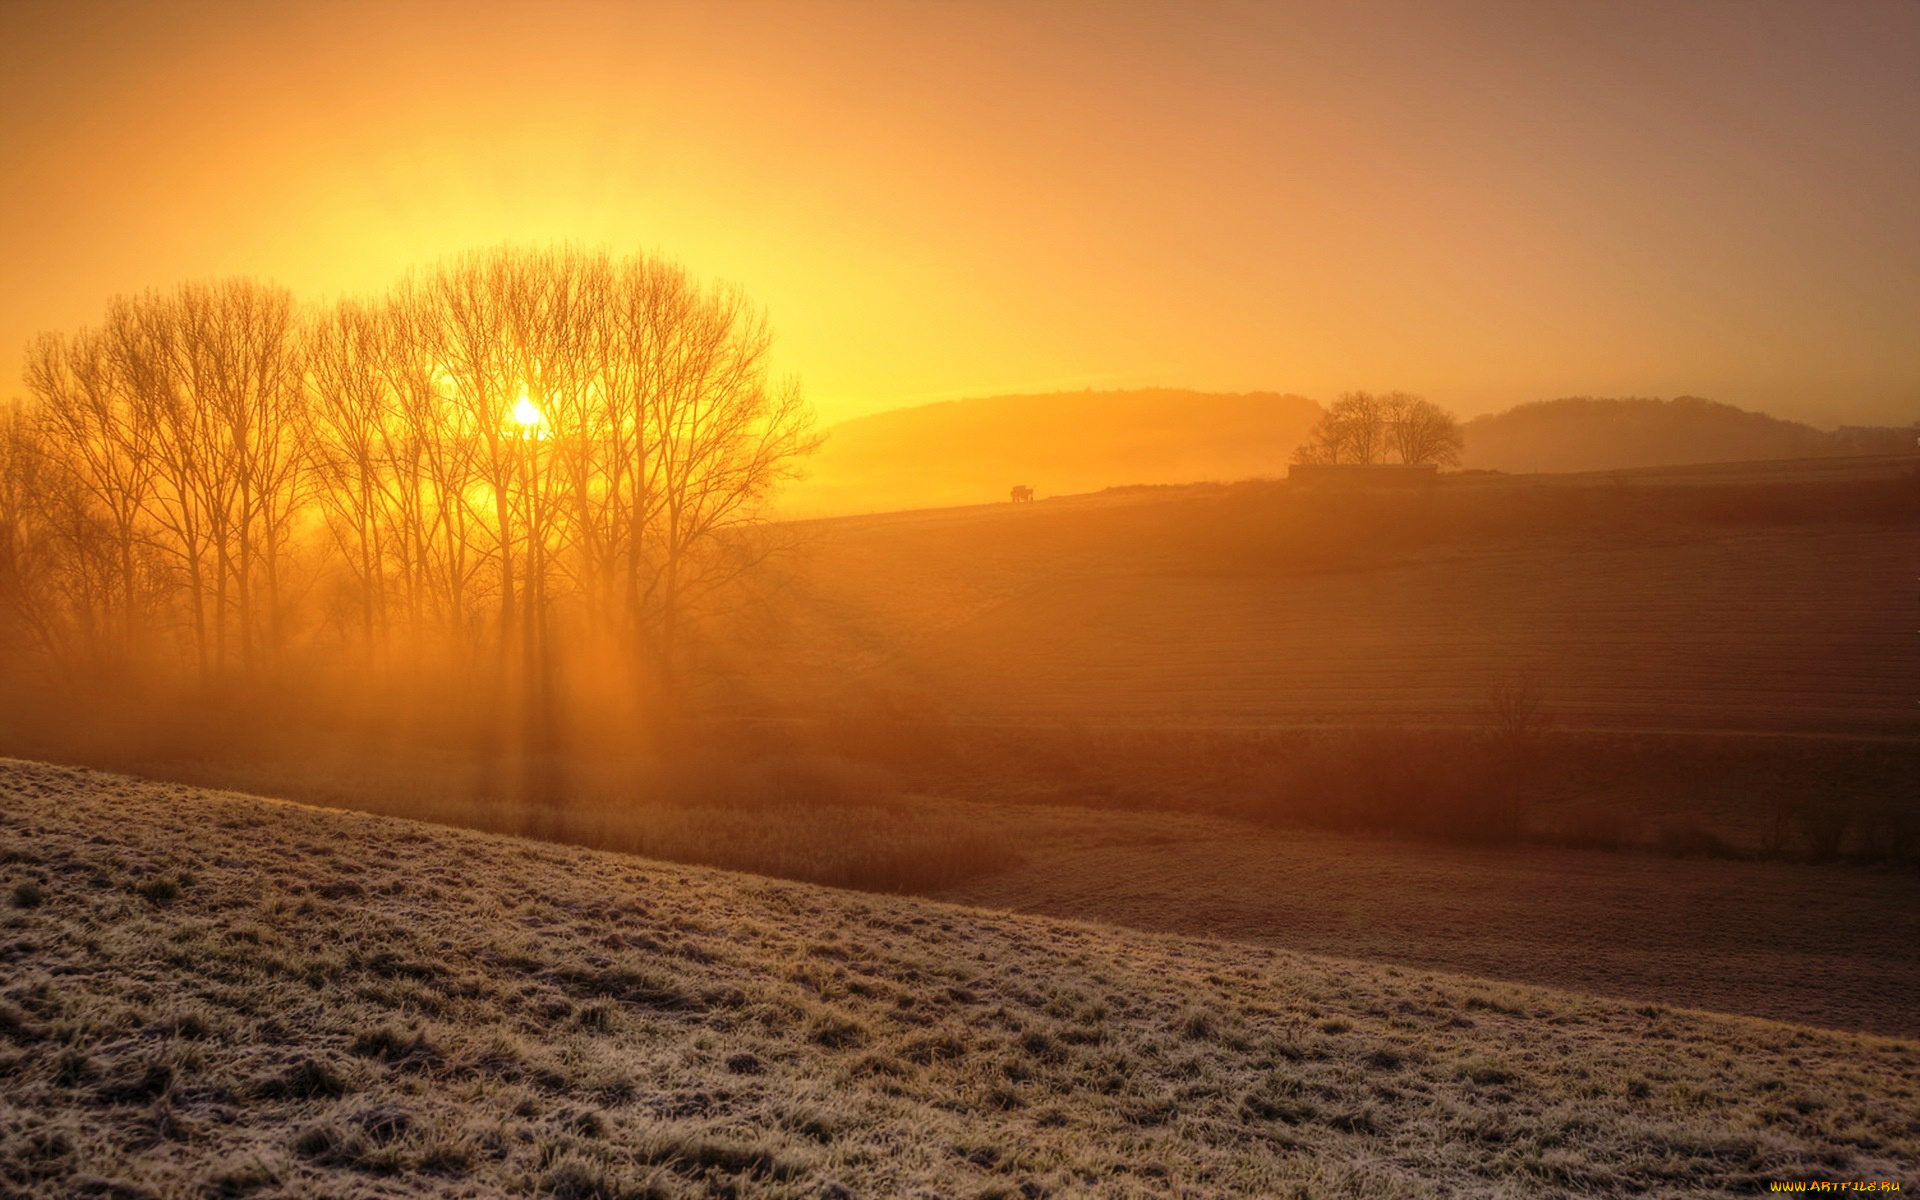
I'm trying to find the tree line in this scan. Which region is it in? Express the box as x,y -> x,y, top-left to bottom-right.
0,247 -> 816,727
1292,390 -> 1463,466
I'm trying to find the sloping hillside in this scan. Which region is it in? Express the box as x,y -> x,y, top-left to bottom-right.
746,459 -> 1920,735
2,759 -> 1917,1197
1462,395 -> 1913,473
785,389 -> 1322,515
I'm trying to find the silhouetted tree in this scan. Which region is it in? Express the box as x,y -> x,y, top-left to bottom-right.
22,328 -> 159,665
8,247 -> 817,735
1382,391 -> 1463,466
0,401 -> 61,659
1293,391 -> 1387,464
179,280 -> 308,674
305,299 -> 405,660
1293,390 -> 1462,467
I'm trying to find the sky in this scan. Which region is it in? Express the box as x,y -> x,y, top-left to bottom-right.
1,0 -> 1916,428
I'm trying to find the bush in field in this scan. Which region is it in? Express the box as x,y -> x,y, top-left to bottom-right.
1228,676 -> 1567,843
1755,745 -> 1919,868
1246,728 -> 1534,843
1654,822 -> 1743,860
1792,799 -> 1853,863
1478,674 -> 1553,743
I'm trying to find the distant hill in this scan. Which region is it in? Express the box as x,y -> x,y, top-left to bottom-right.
1463,395 -> 1915,473
785,388 -> 1322,515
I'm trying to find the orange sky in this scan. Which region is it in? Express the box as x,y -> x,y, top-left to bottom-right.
2,0 -> 1916,427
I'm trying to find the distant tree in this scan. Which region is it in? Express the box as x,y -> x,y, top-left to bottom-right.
1477,671 -> 1555,839
1382,392 -> 1464,466
1480,672 -> 1552,742
1293,390 -> 1462,467
1293,391 -> 1387,464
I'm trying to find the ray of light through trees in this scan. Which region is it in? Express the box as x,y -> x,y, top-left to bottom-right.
0,247 -> 818,757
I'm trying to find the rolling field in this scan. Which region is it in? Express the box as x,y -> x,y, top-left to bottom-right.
931,803 -> 1920,1039
749,457 -> 1919,735
6,734 -> 1912,1041
905,524 -> 1905,730
4,759 -> 1919,1198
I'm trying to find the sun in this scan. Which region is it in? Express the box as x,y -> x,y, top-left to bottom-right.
512,394 -> 545,430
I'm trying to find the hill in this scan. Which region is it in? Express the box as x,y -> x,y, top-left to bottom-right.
3,759 -> 1917,1197
1462,395 -> 1915,473
784,388 -> 1322,515
707,456 -> 1920,872
746,456 -> 1920,736
786,392 -> 1916,515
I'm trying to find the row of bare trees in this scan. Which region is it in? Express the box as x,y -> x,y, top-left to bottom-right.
1292,390 -> 1463,466
0,248 -> 816,723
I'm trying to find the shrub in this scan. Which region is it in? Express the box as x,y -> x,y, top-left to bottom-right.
1792,801 -> 1853,863
1855,804 -> 1919,869
1480,674 -> 1554,743
1244,727 -> 1540,844
1655,823 -> 1742,861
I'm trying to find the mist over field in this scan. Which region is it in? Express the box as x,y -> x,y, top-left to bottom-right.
4,1 -> 1920,1196
782,390 -> 1322,516
788,389 -> 1920,515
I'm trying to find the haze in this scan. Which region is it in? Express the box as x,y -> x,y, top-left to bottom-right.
3,0 -> 1917,428
5,5 -> 1920,1194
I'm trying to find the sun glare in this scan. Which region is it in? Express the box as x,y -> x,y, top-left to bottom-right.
512,394 -> 545,430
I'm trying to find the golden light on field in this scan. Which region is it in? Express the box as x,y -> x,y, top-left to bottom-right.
2,13 -> 1919,1199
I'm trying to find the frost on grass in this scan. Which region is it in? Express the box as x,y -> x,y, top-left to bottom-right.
0,758 -> 1915,1198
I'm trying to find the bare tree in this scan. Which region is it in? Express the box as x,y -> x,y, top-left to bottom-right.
1293,391 -> 1387,464
0,401 -> 61,659
176,280 -> 307,674
1382,391 -> 1464,466
9,247 -> 819,729
1475,671 -> 1555,840
1294,390 -> 1463,467
90,293 -> 210,676
76,282 -> 310,681
412,251 -> 537,679
618,261 -> 817,696
23,327 -> 160,662
384,287 -> 486,661
1480,672 -> 1553,742
305,299 -> 400,658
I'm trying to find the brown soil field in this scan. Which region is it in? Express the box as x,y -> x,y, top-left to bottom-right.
4,759 -> 1918,1198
